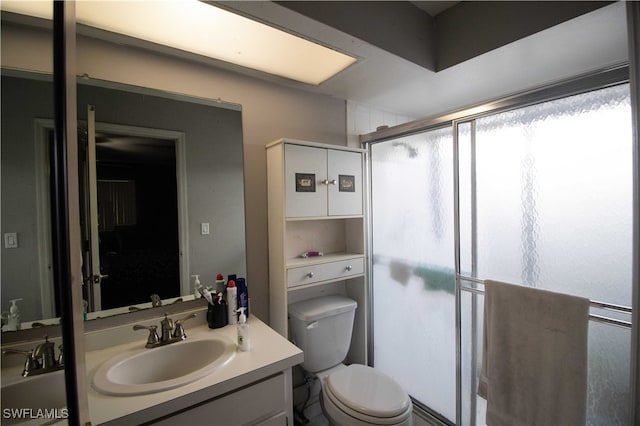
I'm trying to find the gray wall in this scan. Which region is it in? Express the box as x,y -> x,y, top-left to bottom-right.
1,76 -> 53,321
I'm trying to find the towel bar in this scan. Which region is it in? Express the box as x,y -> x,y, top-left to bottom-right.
457,274 -> 633,329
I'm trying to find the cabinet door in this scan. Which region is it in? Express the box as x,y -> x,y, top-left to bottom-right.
149,374 -> 286,425
327,149 -> 363,216
285,144 -> 327,217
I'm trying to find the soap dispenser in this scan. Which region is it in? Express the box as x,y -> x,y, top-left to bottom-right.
191,275 -> 201,300
6,298 -> 23,331
236,307 -> 250,352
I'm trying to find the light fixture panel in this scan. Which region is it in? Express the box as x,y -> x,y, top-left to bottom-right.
1,0 -> 357,85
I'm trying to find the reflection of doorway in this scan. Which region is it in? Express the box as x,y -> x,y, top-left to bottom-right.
78,119 -> 188,313
94,133 -> 180,309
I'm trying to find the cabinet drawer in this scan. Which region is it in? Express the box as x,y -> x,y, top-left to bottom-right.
287,258 -> 364,288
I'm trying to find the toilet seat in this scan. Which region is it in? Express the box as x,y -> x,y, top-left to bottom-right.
323,364 -> 412,425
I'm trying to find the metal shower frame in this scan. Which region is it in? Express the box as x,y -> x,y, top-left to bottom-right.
361,63 -> 636,425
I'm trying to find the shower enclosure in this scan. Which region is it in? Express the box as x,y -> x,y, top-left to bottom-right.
366,67 -> 634,425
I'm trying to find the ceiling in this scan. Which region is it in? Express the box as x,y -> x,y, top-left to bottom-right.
410,1 -> 460,16
215,1 -> 628,120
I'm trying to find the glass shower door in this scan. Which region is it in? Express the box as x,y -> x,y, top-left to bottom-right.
458,83 -> 633,425
370,127 -> 456,422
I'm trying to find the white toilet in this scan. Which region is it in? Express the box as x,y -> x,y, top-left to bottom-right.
289,295 -> 413,426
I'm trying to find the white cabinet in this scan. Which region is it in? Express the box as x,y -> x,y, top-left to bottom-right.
284,143 -> 363,218
267,139 -> 368,366
149,373 -> 288,425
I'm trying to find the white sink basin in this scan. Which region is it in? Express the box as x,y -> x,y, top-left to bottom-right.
92,336 -> 236,396
1,370 -> 67,425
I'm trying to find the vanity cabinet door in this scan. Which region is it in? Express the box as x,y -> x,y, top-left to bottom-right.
327,149 -> 362,216
285,144 -> 327,218
149,373 -> 287,425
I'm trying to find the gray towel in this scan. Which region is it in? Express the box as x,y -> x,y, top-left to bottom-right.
478,280 -> 590,426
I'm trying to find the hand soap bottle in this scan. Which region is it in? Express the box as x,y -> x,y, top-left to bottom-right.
236,307 -> 250,352
191,275 -> 201,299
6,298 -> 22,331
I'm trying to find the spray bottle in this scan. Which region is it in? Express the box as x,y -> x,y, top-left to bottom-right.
215,273 -> 225,294
226,280 -> 238,325
236,277 -> 249,319
236,307 -> 250,351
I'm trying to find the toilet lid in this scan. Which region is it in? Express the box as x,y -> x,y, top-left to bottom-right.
326,364 -> 411,418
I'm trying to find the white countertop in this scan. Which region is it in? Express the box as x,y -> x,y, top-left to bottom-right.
1,315 -> 303,425
86,317 -> 303,425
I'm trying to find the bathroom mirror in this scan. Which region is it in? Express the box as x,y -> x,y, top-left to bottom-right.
1,69 -> 247,329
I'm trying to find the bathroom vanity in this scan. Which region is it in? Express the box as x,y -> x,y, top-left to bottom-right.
1,311 -> 303,425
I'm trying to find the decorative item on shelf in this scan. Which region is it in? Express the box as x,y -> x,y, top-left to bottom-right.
300,251 -> 324,258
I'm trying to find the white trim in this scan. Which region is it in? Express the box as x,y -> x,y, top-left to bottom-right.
92,122 -> 190,301
34,119 -> 55,319
175,133 -> 190,297
87,106 -> 101,311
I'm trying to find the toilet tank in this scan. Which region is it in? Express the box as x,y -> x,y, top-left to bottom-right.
288,295 -> 357,373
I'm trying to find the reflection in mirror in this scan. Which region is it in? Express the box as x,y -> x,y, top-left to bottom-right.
1,70 -> 247,330
1,71 -> 56,327
79,127 -> 181,313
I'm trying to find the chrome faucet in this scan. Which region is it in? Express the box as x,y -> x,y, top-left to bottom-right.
133,313 -> 197,348
2,336 -> 64,377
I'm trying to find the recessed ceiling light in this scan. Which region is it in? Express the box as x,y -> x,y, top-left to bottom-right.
1,0 -> 357,85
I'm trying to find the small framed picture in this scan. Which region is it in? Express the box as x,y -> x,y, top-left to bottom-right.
296,173 -> 316,192
339,175 -> 355,192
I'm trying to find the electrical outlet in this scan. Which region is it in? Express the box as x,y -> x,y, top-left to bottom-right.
201,223 -> 210,235
4,232 -> 18,249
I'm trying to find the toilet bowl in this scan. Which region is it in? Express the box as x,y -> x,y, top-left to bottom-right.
318,364 -> 413,426
288,296 -> 413,426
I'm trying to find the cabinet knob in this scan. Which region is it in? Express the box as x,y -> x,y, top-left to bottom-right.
329,179 -> 337,185
345,265 -> 352,271
307,272 -> 314,278
322,179 -> 330,185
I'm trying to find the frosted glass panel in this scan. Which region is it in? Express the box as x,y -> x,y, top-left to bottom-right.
464,83 -> 632,425
587,322 -> 631,424
461,293 -> 631,426
474,84 -> 632,303
460,289 -> 486,426
371,127 -> 456,421
370,83 -> 631,426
